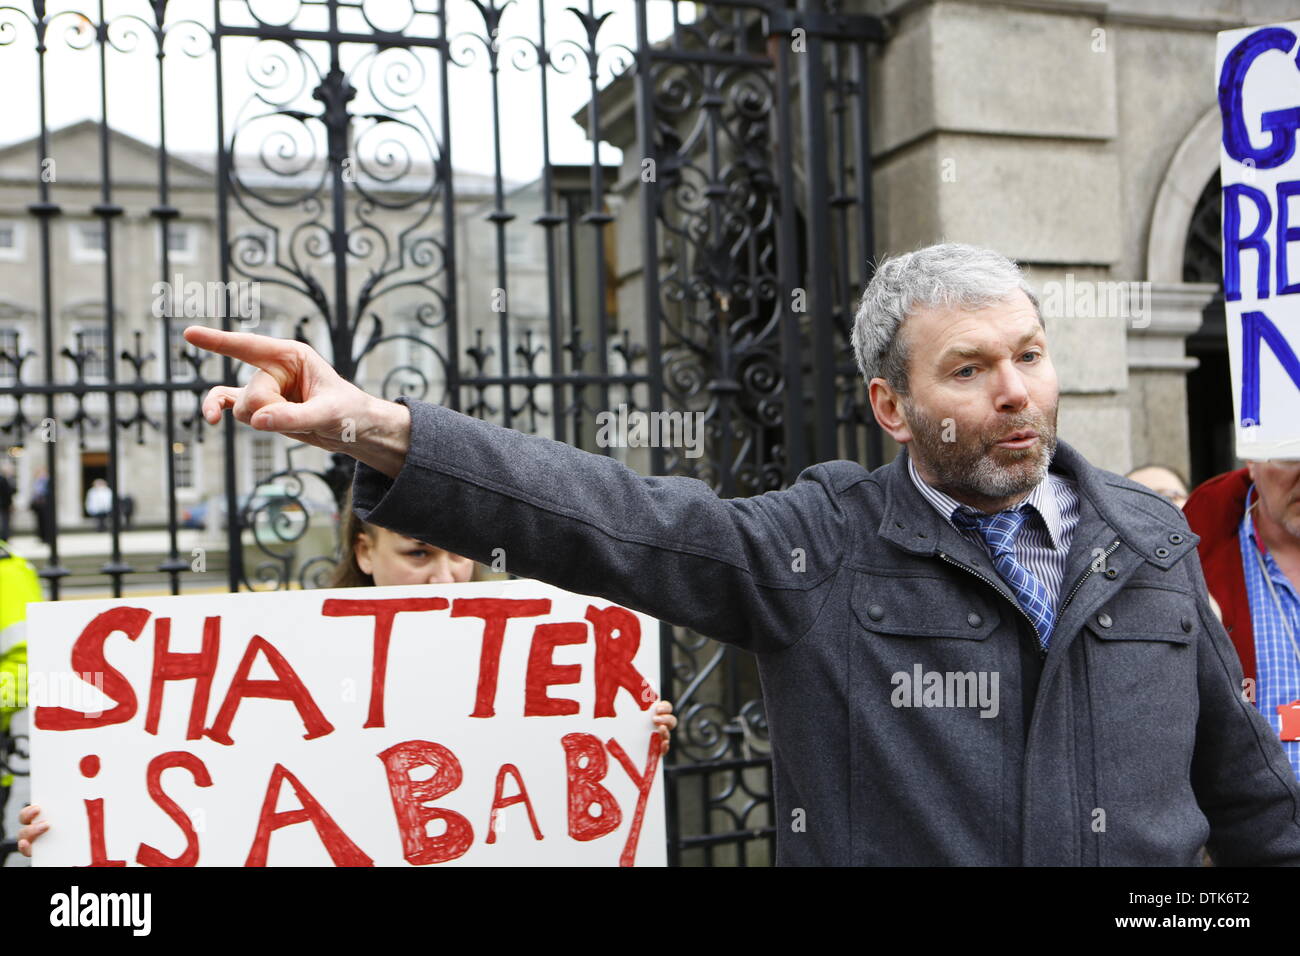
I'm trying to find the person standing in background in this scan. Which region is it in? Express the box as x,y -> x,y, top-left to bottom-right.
1186,461 -> 1300,781
27,468 -> 49,545
1125,464 -> 1190,510
83,478 -> 112,533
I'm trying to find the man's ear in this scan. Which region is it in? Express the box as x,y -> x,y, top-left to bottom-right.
869,378 -> 913,445
355,530 -> 375,575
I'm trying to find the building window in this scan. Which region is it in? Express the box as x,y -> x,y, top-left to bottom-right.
75,327 -> 109,380
251,434 -> 275,484
158,222 -> 199,265
0,326 -> 18,385
172,439 -> 194,489
70,221 -> 106,262
0,221 -> 24,261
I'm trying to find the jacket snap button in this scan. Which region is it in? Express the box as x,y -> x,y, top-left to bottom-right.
867,604 -> 884,621
967,612 -> 982,627
1181,616 -> 1193,633
1097,613 -> 1113,628
1154,546 -> 1170,558
1104,567 -> 1118,579
1169,533 -> 1184,544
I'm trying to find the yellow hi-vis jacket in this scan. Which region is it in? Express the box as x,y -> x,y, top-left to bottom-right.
0,540 -> 42,782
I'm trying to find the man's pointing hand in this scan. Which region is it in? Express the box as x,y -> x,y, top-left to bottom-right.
183,325 -> 411,478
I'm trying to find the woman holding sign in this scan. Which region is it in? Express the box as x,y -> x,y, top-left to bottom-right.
15,493 -> 677,859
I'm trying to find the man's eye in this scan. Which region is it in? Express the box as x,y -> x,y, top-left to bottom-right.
955,366 -> 976,378
1021,350 -> 1041,362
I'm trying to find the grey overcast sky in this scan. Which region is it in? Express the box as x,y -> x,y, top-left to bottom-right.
0,0 -> 698,182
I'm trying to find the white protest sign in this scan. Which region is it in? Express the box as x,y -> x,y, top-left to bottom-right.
26,579 -> 666,866
1218,20 -> 1300,459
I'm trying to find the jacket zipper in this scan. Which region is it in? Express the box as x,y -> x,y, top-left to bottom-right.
937,550 -> 1049,658
937,536 -> 1122,661
1056,538 -> 1122,620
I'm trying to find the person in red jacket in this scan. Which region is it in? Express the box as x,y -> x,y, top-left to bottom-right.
1184,461 -> 1300,780
1184,466 -> 1265,685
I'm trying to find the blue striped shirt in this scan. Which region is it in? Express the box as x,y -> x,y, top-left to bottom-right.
1237,496 -> 1300,780
907,454 -> 1081,611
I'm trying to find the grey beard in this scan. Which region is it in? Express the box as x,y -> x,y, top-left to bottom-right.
904,400 -> 1058,503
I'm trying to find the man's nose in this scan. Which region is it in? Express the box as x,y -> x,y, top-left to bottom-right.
993,360 -> 1030,411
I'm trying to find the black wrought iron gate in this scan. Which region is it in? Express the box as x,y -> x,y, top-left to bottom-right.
0,0 -> 884,866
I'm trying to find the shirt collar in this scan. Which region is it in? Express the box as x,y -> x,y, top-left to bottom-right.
906,452 -> 1067,550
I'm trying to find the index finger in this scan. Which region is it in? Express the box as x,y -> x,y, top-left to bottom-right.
183,326 -> 293,371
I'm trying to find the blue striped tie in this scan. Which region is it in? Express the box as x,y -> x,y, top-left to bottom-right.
951,505 -> 1055,649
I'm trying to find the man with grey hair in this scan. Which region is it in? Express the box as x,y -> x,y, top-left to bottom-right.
176,240 -> 1300,866
852,242 -> 1056,513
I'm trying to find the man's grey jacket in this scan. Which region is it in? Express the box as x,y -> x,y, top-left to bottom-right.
351,396 -> 1300,866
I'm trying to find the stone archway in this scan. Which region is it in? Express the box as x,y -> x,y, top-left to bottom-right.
1147,105 -> 1222,284
1127,105 -> 1223,484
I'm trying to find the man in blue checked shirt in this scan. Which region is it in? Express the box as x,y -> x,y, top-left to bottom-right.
1187,461 -> 1300,780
